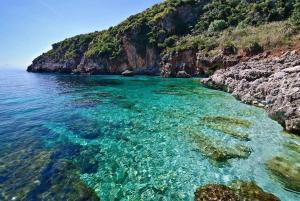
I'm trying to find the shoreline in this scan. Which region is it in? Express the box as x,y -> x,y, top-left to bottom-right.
26,50 -> 300,135
201,50 -> 300,135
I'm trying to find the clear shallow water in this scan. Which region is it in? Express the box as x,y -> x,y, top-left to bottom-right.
0,69 -> 300,201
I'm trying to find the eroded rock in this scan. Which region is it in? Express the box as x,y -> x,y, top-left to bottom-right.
202,51 -> 300,135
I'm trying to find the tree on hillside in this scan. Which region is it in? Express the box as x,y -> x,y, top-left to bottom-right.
291,0 -> 300,26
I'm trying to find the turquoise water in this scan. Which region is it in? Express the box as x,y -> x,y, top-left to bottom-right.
0,69 -> 300,201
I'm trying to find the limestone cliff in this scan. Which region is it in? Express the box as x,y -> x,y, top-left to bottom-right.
27,0 -> 300,134
202,50 -> 300,134
28,0 -> 300,76
28,0 -> 210,75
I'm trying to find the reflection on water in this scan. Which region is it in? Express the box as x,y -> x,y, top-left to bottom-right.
0,69 -> 300,201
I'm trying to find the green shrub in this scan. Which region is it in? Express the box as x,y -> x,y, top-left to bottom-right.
42,0 -> 300,63
208,20 -> 227,32
195,0 -> 297,32
164,35 -> 178,47
291,0 -> 300,27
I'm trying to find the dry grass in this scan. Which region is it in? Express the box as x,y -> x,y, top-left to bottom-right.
163,21 -> 300,56
218,21 -> 300,51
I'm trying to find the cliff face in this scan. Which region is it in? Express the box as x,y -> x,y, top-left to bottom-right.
28,0 -> 299,76
28,0 -> 210,75
27,0 -> 300,133
160,49 -> 239,77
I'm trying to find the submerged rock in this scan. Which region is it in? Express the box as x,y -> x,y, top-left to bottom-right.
207,124 -> 250,141
266,156 -> 300,192
201,116 -> 252,128
153,85 -> 190,96
191,132 -> 251,162
0,148 -> 52,201
195,181 -> 280,201
200,116 -> 251,141
284,141 -> 300,154
30,159 -> 100,201
195,184 -> 238,201
229,180 -> 280,201
0,140 -> 100,201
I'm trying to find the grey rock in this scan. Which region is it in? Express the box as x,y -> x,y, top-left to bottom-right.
122,70 -> 134,76
176,71 -> 191,78
283,65 -> 300,73
202,51 -> 300,135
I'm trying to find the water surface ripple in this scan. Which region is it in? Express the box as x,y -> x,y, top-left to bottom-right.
0,70 -> 299,201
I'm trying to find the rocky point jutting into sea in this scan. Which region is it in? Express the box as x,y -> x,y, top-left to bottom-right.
202,50 -> 300,135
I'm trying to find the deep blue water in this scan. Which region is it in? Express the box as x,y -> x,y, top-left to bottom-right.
0,69 -> 300,201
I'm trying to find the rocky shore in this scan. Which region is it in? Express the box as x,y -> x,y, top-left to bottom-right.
26,0 -> 300,135
202,50 -> 300,135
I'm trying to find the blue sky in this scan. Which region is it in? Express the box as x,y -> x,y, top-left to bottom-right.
0,0 -> 162,68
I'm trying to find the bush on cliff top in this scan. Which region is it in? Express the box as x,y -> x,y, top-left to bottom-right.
194,0 -> 295,33
291,0 -> 300,27
81,0 -> 198,59
46,33 -> 95,61
41,0 -> 300,62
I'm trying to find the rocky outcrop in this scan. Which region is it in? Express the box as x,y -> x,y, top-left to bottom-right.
194,181 -> 280,201
26,0 -> 239,77
27,0 -> 299,78
161,49 -> 198,77
28,37 -> 160,76
27,0 -> 210,76
160,49 -> 239,77
202,51 -> 300,134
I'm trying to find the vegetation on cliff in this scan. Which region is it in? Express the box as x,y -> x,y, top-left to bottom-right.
167,0 -> 300,54
42,0 -> 200,63
29,0 -> 300,72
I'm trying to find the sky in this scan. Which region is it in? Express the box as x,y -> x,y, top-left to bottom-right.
0,0 -> 162,68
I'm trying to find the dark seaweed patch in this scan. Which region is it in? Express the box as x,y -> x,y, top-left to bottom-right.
67,118 -> 104,140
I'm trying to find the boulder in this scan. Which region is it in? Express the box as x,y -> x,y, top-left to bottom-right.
176,70 -> 191,78
121,70 -> 134,76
